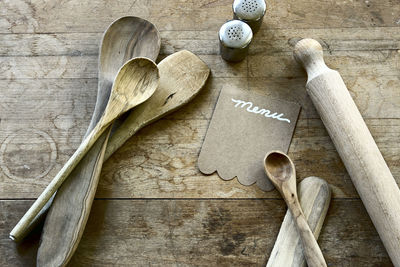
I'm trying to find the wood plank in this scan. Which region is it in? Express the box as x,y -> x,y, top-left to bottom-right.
1,114 -> 398,199
0,55 -> 247,79
163,27 -> 400,55
0,79 -> 96,121
1,49 -> 400,80
0,33 -> 101,57
248,76 -> 400,120
248,50 -> 400,78
1,0 -> 399,34
1,75 -> 399,123
0,199 -> 391,266
2,27 -> 400,57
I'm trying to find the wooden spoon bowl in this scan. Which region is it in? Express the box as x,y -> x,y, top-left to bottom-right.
264,152 -> 294,183
99,58 -> 159,126
91,16 -> 161,130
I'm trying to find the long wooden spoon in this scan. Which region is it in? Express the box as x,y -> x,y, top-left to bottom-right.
10,57 -> 159,241
264,151 -> 327,267
35,17 -> 161,267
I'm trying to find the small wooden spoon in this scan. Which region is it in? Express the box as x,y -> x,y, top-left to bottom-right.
10,57 -> 159,241
104,50 -> 210,160
264,151 -> 327,267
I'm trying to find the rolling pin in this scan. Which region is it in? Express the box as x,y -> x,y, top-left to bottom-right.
267,176 -> 331,267
293,38 -> 400,266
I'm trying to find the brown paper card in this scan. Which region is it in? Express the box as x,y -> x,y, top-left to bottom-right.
198,85 -> 300,191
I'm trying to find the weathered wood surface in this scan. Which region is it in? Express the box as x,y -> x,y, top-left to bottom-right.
0,0 -> 399,265
2,27 -> 400,57
0,199 -> 393,267
1,0 -> 399,34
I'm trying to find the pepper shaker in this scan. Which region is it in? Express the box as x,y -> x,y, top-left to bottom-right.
233,0 -> 266,33
219,20 -> 253,62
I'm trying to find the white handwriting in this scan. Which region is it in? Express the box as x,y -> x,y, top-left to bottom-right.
231,98 -> 291,123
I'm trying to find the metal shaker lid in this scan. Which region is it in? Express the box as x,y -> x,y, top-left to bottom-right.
218,20 -> 253,49
232,0 -> 266,21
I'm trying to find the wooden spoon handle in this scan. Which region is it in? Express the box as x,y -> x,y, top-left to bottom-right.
267,176 -> 331,267
287,199 -> 327,267
10,121 -> 108,241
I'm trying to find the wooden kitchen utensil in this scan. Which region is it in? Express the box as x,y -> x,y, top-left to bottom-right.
264,151 -> 327,267
37,50 -> 209,267
10,57 -> 159,241
11,16 -> 161,243
104,50 -> 210,160
267,176 -> 331,267
294,38 -> 400,266
36,16 -> 160,267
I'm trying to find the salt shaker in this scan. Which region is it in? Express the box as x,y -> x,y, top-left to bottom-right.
232,0 -> 266,33
218,20 -> 253,62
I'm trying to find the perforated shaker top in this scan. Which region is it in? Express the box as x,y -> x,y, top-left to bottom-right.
219,20 -> 253,48
233,0 -> 266,20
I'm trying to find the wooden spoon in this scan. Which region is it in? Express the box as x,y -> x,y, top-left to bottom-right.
35,16 -> 161,267
10,57 -> 159,241
264,151 -> 327,267
10,17 -> 161,243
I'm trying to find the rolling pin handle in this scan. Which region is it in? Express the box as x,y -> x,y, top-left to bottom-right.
293,39 -> 331,82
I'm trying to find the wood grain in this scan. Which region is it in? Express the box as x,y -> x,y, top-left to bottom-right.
0,199 -> 392,266
1,0 -> 399,34
1,0 -> 399,265
0,75 -> 398,123
2,49 -> 400,80
2,27 -> 400,57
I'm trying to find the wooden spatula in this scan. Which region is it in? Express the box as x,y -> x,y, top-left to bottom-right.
36,50 -> 209,267
267,176 -> 331,267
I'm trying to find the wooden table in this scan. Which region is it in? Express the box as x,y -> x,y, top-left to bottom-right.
1,1 -> 399,266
